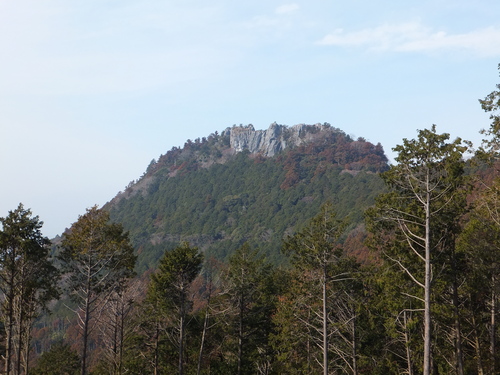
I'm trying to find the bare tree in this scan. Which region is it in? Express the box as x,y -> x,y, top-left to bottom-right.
97,278 -> 142,374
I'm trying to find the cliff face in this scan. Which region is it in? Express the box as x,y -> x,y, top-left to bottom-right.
226,122 -> 329,157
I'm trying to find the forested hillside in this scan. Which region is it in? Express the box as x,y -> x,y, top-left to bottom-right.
106,123 -> 388,271
8,101 -> 500,374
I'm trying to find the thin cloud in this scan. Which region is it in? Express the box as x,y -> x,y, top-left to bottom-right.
275,4 -> 299,15
0,1 -> 235,96
317,21 -> 500,57
244,4 -> 299,34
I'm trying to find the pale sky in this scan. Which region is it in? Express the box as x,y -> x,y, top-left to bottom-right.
1,0 -> 499,237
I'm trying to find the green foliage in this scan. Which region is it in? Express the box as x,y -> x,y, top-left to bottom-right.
282,202 -> 347,271
456,179 -> 500,372
58,206 -> 136,375
277,215 -> 390,374
365,125 -> 469,375
25,66 -> 500,375
276,203 -> 364,374
31,343 -> 80,375
479,63 -> 500,153
147,242 -> 203,374
59,206 -> 136,301
366,125 -> 468,272
0,203 -> 59,310
0,203 -> 60,374
209,243 -> 280,375
148,242 -> 203,312
107,127 -> 388,271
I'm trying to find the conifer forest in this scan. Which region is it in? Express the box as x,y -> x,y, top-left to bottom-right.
3,66 -> 500,375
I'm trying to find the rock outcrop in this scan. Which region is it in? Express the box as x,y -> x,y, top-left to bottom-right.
226,122 -> 330,157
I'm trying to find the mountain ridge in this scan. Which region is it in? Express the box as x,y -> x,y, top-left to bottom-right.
104,122 -> 389,270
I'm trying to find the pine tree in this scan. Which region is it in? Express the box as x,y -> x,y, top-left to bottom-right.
220,243 -> 274,375
366,126 -> 467,375
0,204 -> 59,375
31,342 -> 80,375
280,202 -> 353,375
59,206 -> 136,375
147,242 -> 203,375
479,63 -> 500,153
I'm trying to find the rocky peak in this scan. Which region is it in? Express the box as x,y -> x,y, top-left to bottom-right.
226,122 -> 329,157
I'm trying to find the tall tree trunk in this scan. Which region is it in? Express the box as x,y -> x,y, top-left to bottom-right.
21,319 -> 32,375
237,295 -> 244,375
352,310 -> 358,375
81,281 -> 91,375
322,269 -> 328,375
197,293 -> 211,375
471,313 -> 484,375
491,277 -> 496,375
153,320 -> 159,375
6,275 -> 15,375
423,188 -> 432,375
112,303 -> 118,375
118,299 -> 125,375
15,296 -> 25,375
179,312 -> 185,375
403,310 -> 414,375
307,317 -> 312,375
179,287 -> 186,375
452,263 -> 464,375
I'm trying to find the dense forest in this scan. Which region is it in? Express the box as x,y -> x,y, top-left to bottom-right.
105,123 -> 388,270
1,66 -> 500,374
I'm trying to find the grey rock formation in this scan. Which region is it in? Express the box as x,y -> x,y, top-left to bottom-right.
227,122 -> 329,157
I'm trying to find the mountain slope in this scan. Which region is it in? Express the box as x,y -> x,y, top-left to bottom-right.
105,123 -> 389,271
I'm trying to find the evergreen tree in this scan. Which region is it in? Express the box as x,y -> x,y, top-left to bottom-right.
0,204 -> 59,375
220,243 -> 275,375
195,257 -> 223,375
366,126 -> 467,375
147,242 -> 203,375
479,63 -> 500,153
457,178 -> 500,373
58,206 -> 136,375
279,202 -> 354,375
31,343 -> 80,375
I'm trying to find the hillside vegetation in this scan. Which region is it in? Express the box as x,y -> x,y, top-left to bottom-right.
106,123 -> 388,270
5,66 -> 500,375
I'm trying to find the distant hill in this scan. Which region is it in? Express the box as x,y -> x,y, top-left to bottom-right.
105,123 -> 389,271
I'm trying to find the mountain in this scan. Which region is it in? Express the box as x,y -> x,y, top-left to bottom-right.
105,122 -> 389,271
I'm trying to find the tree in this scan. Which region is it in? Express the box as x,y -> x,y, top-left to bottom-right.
96,278 -> 143,375
59,206 -> 136,375
122,297 -> 166,375
219,243 -> 275,375
281,202 -> 351,375
479,63 -> 500,153
458,216 -> 497,373
366,126 -> 467,375
31,343 -> 80,375
463,63 -> 500,373
147,242 -> 203,375
0,204 -> 59,375
328,262 -> 365,375
456,176 -> 500,374
195,257 -> 223,375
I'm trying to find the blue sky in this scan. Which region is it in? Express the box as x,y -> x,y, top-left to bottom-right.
1,0 -> 500,237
